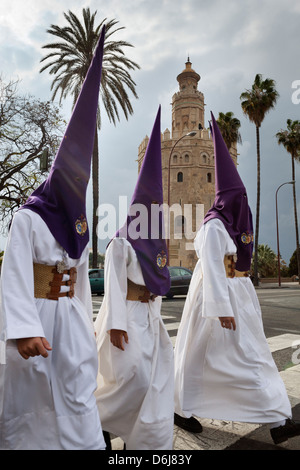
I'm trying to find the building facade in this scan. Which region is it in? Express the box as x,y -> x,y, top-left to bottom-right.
138,59 -> 237,270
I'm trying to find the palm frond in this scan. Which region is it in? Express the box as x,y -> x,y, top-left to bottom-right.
240,74 -> 279,127
40,8 -> 140,125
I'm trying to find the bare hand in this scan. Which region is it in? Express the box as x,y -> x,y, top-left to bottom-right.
219,317 -> 236,331
16,337 -> 52,360
110,329 -> 129,351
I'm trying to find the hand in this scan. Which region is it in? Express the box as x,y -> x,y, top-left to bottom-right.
110,329 -> 129,351
219,317 -> 236,331
16,337 -> 52,360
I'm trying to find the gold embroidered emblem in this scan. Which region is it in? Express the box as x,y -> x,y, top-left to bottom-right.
75,215 -> 87,236
241,232 -> 253,245
157,250 -> 167,269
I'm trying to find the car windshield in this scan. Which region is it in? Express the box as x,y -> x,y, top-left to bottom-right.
89,270 -> 104,278
180,268 -> 191,276
169,267 -> 191,277
169,268 -> 181,276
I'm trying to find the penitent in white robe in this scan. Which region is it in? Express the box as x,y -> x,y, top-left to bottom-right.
174,218 -> 291,424
94,237 -> 174,450
0,209 -> 105,450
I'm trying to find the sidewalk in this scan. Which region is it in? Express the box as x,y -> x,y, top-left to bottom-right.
257,281 -> 300,289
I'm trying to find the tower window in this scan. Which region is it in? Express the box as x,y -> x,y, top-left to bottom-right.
173,155 -> 177,163
177,172 -> 183,182
207,172 -> 212,183
185,154 -> 189,163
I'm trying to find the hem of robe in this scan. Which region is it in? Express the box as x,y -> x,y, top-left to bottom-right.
101,417 -> 174,450
176,387 -> 292,425
0,406 -> 105,450
176,408 -> 291,425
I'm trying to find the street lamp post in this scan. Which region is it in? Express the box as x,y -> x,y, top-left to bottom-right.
167,131 -> 197,263
275,181 -> 295,286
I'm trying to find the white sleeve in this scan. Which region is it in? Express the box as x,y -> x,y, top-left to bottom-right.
74,246 -> 93,322
201,221 -> 235,319
103,238 -> 129,332
0,211 -> 45,341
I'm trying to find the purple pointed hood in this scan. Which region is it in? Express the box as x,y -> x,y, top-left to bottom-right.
116,106 -> 170,295
204,111 -> 253,271
20,27 -> 105,259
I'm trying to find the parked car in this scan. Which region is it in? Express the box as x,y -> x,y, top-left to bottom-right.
165,266 -> 192,298
88,268 -> 104,295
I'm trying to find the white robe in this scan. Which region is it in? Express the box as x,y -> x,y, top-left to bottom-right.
0,209 -> 105,450
174,218 -> 291,424
94,237 -> 174,450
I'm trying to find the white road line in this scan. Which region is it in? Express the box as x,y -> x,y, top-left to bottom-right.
267,333 -> 300,352
164,322 -> 180,331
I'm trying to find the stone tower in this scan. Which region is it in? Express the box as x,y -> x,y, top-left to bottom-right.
138,59 -> 237,270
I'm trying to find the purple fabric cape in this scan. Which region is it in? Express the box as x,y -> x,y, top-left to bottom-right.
20,27 -> 105,259
204,112 -> 253,271
115,106 -> 170,296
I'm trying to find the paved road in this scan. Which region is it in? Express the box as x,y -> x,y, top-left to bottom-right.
92,284 -> 300,451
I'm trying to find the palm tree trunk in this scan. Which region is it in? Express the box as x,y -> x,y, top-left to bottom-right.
291,153 -> 300,283
92,129 -> 99,268
253,125 -> 261,286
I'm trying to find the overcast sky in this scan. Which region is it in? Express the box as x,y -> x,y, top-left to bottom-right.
1,0 -> 300,265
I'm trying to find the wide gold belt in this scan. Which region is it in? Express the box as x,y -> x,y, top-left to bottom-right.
33,263 -> 77,300
126,279 -> 156,303
224,255 -> 249,278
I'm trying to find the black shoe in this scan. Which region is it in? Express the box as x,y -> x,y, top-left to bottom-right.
103,431 -> 112,450
174,413 -> 203,433
270,419 -> 300,444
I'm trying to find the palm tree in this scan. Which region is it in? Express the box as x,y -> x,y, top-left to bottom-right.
216,111 -> 242,150
240,74 -> 279,285
276,119 -> 300,282
40,8 -> 140,267
255,244 -> 277,278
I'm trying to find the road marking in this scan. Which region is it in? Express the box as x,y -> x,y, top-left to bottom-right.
267,333 -> 300,352
164,322 -> 180,331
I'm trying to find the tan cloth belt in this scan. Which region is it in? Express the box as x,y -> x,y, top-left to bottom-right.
224,255 -> 249,278
33,263 -> 77,300
126,279 -> 156,303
